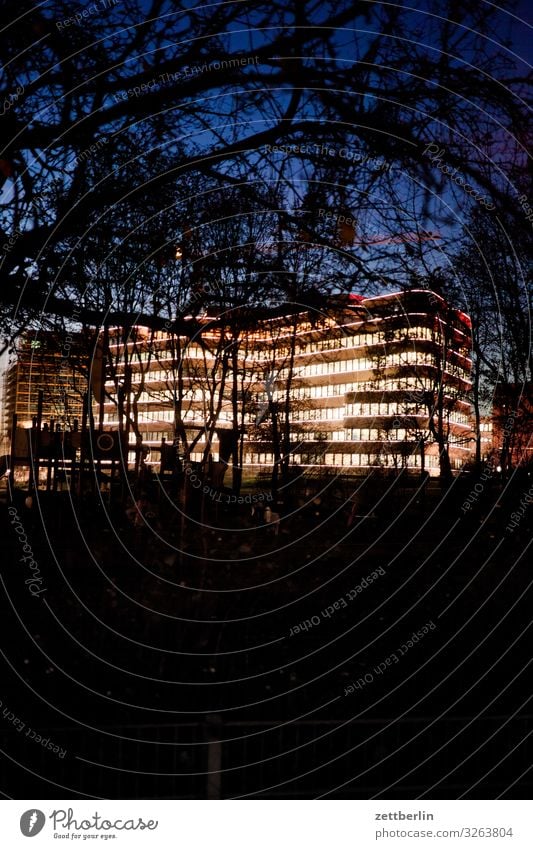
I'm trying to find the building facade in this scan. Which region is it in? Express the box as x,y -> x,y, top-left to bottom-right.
1,333 -> 85,446
102,290 -> 473,477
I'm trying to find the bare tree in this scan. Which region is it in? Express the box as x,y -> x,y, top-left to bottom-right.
0,0 -> 529,342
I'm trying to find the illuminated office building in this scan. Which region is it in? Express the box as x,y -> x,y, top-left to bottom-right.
1,333 -> 85,444
102,290 -> 473,476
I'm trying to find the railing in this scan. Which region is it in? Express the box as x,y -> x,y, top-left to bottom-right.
1,716 -> 529,798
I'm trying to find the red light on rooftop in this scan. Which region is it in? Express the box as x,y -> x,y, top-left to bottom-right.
457,310 -> 472,329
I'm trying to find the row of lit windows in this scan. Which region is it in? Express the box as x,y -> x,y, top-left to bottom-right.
142,369 -> 173,382
345,428 -> 410,441
188,453 -> 206,463
297,358 -> 371,376
251,429 -> 448,446
353,378 -> 434,392
135,351 -> 161,363
139,431 -> 174,443
291,383 -> 353,400
291,407 -> 345,422
115,362 -> 466,398
287,430 -> 344,443
326,430 -> 346,442
119,365 -> 468,404
217,410 -> 237,423
246,326 -> 438,359
284,452 -> 442,468
104,401 -> 469,431
450,411 -> 471,425
289,351 -> 439,378
73,429 -> 467,470
135,389 -> 208,404
14,381 -> 79,393
305,326 -> 436,352
346,402 -> 425,416
343,402 -> 470,425
136,409 -> 176,423
226,327 -> 437,361
135,345 -> 206,363
247,452 -> 275,464
446,364 -> 471,380
322,453 -> 383,467
288,429 -> 410,442
325,453 -> 376,467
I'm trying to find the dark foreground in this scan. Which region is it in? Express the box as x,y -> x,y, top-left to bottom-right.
1,471 -> 531,798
